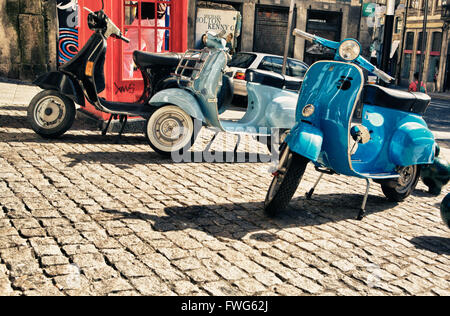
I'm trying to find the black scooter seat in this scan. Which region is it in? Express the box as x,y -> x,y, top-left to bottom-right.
245,69 -> 302,92
363,85 -> 431,115
133,51 -> 182,69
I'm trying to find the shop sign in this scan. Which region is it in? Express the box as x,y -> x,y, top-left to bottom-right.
195,8 -> 241,50
362,3 -> 376,17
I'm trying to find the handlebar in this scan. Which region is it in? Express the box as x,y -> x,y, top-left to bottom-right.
292,29 -> 315,43
118,34 -> 130,44
292,28 -> 395,83
372,67 -> 395,83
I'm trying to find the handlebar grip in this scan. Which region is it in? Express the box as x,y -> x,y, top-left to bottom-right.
372,68 -> 395,83
120,35 -> 130,43
292,29 -> 315,42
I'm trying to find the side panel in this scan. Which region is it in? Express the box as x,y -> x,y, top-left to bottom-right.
389,122 -> 436,166
148,88 -> 205,122
286,123 -> 323,161
34,72 -> 85,106
238,83 -> 297,129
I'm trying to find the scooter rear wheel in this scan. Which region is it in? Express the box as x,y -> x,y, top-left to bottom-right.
380,165 -> 420,202
264,144 -> 309,217
27,90 -> 76,138
145,105 -> 200,157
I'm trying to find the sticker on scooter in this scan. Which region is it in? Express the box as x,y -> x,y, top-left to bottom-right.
337,76 -> 353,90
365,112 -> 384,127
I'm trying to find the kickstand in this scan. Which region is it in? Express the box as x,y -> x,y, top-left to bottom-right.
102,114 -> 115,136
114,115 -> 128,144
306,173 -> 324,200
357,179 -> 371,221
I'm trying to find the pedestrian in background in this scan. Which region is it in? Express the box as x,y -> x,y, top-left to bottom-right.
409,72 -> 427,94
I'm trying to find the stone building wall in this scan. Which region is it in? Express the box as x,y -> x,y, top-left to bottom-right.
188,0 -> 365,61
0,0 -> 58,81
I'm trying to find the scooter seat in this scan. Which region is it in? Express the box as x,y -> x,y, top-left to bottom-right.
246,69 -> 302,91
133,51 -> 182,69
363,85 -> 431,115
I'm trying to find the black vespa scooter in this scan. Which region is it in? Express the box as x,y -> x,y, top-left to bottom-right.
27,1 -> 183,139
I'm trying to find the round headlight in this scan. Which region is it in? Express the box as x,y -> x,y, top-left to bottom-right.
302,104 -> 315,117
339,40 -> 361,61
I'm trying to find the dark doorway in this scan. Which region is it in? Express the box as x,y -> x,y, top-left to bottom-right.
304,10 -> 342,65
253,6 -> 296,57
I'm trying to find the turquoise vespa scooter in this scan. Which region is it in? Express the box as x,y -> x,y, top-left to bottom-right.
265,29 -> 436,220
145,33 -> 302,156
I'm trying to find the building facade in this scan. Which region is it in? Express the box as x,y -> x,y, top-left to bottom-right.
188,0 -> 364,63
0,0 -> 58,81
398,0 -> 447,92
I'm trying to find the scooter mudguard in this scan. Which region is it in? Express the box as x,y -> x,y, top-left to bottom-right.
389,121 -> 435,166
286,123 -> 323,161
34,71 -> 85,106
148,88 -> 205,122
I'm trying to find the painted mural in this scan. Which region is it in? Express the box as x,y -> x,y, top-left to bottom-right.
57,0 -> 79,65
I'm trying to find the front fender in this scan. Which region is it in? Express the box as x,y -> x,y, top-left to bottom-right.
148,88 -> 205,122
389,122 -> 435,166
286,123 -> 323,161
34,72 -> 85,106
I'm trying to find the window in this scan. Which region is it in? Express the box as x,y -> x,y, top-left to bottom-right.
258,57 -> 274,72
417,31 -> 425,53
431,31 -> 442,52
428,32 -> 442,81
405,32 -> 414,51
395,17 -> 403,34
122,0 -> 172,80
288,59 -> 307,78
410,0 -> 419,8
257,57 -> 283,74
228,53 -> 257,68
403,32 -> 414,79
402,53 -> 411,78
271,57 -> 284,74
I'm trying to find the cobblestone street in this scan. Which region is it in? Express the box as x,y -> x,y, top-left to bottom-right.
0,81 -> 449,296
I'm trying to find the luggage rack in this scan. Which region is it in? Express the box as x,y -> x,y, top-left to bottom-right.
174,49 -> 212,84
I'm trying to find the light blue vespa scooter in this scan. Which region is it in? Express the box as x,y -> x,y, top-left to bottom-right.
145,32 -> 301,156
265,29 -> 436,220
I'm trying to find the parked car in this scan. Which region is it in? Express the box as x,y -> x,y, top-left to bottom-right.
227,52 -> 309,96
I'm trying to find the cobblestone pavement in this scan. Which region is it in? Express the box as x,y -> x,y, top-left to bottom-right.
0,81 -> 449,296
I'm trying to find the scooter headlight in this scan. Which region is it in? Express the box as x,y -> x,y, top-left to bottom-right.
338,40 -> 361,61
302,104 -> 315,117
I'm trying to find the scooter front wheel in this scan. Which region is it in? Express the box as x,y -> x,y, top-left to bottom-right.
264,144 -> 309,217
145,105 -> 200,157
380,165 -> 420,202
27,90 -> 76,138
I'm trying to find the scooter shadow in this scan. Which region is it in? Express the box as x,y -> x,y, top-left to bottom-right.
409,236 -> 450,255
101,193 -> 397,240
0,131 -> 146,145
64,150 -> 273,166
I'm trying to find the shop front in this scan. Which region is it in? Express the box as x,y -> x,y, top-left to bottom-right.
56,0 -> 188,120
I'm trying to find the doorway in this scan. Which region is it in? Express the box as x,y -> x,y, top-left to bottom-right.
253,5 -> 296,57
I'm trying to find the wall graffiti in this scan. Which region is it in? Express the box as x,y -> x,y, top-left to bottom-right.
57,0 -> 79,65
